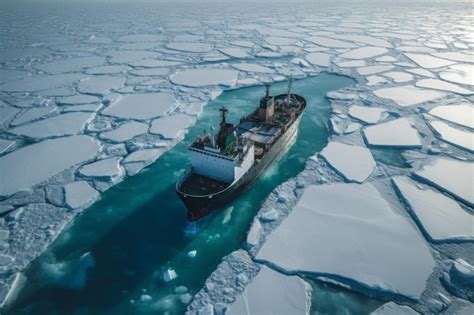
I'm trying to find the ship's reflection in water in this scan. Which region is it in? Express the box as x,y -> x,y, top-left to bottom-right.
8,74 -> 381,315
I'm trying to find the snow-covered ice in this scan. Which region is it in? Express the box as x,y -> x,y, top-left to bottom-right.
150,114 -> 194,139
373,85 -> 446,107
428,103 -> 474,129
232,63 -> 274,74
99,121 -> 149,143
305,52 -> 332,67
348,105 -> 386,124
305,36 -> 357,48
102,93 -> 177,120
64,181 -> 100,209
320,142 -> 376,183
371,302 -> 419,315
170,68 -> 239,87
78,157 -> 123,181
414,158 -> 473,207
0,136 -> 99,196
363,118 -> 421,148
392,177 -> 473,242
228,266 -> 309,315
416,79 -> 472,95
439,64 -> 473,86
256,182 -> 435,299
357,65 -> 394,76
339,47 -> 388,59
404,53 -> 456,69
77,76 -> 125,96
428,120 -> 474,152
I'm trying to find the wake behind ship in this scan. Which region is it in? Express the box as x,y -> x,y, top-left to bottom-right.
176,80 -> 307,221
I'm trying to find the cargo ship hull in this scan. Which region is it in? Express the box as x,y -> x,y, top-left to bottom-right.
176,112 -> 302,221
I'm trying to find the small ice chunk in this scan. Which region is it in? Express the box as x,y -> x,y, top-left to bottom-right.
429,103 -> 474,129
0,107 -> 19,125
260,208 -> 279,222
103,93 -> 177,120
187,250 -> 197,258
150,114 -> 194,139
78,157 -> 123,180
246,219 -> 262,248
393,177 -> 473,241
339,47 -> 388,59
366,75 -> 388,86
228,266 -> 309,315
348,105 -> 386,124
64,181 -> 100,209
383,71 -> 414,83
364,118 -> 421,148
373,85 -> 446,107
170,68 -> 239,87
428,120 -> 473,152
404,53 -> 456,69
414,157 -> 473,207
305,52 -> 332,67
321,142 -> 376,183
140,294 -> 152,302
416,79 -> 472,95
100,122 -> 149,142
371,302 -> 419,315
0,136 -> 99,196
163,269 -> 178,282
10,112 -> 93,139
257,183 -> 435,299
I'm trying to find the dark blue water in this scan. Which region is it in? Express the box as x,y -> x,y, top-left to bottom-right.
5,74 -> 382,315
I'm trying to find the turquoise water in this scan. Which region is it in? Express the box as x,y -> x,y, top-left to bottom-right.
6,74 -> 383,315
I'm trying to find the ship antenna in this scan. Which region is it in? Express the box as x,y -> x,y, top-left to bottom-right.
264,83 -> 270,98
219,106 -> 228,125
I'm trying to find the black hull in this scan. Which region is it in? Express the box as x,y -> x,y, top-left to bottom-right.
177,113 -> 302,221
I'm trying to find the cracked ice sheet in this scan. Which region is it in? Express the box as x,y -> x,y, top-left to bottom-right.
428,103 -> 474,129
256,182 -> 435,300
348,105 -> 386,124
228,266 -> 310,315
170,68 -> 239,87
414,157 -> 474,207
428,120 -> 474,153
363,118 -> 422,148
0,136 -> 99,196
373,85 -> 446,107
392,177 -> 473,242
102,93 -> 177,120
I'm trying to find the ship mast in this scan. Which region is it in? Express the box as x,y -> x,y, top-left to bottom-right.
219,106 -> 228,125
286,76 -> 293,104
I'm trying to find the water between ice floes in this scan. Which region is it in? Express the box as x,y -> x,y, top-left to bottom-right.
8,74 -> 383,314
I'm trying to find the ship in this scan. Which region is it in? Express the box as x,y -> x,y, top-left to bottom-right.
176,79 -> 307,221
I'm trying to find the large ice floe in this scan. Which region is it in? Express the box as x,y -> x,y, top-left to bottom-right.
1,1 -> 474,314
255,183 -> 435,300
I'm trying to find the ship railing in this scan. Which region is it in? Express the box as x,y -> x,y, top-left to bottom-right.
176,168 -> 238,199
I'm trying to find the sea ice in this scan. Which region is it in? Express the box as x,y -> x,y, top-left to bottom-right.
414,157 -> 473,207
383,71 -> 414,83
393,177 -> 473,242
64,181 -> 100,209
10,112 -> 93,139
305,36 -> 357,48
348,105 -> 386,124
57,95 -> 100,105
232,63 -> 274,74
404,53 -> 456,69
150,114 -> 194,139
442,259 -> 474,300
78,157 -> 123,181
35,56 -> 105,74
130,68 -> 169,76
363,118 -> 421,148
228,266 -> 309,315
102,93 -> 177,120
428,103 -> 474,129
0,136 -> 99,196
170,68 -> 239,87
0,139 -> 15,154
339,47 -> 388,59
335,60 -> 366,68
431,52 -> 473,63
328,35 -> 391,48
357,65 -> 394,76
163,269 -> 178,282
10,106 -> 57,127
416,79 -> 472,95
320,142 -> 376,183
100,121 -> 149,142
439,64 -> 473,86
0,107 -> 19,126
373,85 -> 446,107
305,52 -> 332,67
166,42 -> 213,53
428,120 -> 473,152
256,182 -> 435,299
0,74 -> 85,92
371,302 -> 418,315
77,76 -> 125,96
220,48 -> 249,58
86,65 -> 131,75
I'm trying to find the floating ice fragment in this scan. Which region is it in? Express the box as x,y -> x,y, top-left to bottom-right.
232,63 -> 274,73
357,65 -> 394,75
429,103 -> 474,129
305,36 -> 357,48
0,74 -> 85,92
35,57 -> 105,74
167,42 -> 213,53
428,120 -> 473,152
100,121 -> 149,143
348,105 -> 386,124
364,118 -> 421,148
187,250 -> 197,258
339,47 -> 388,59
170,69 -> 239,87
371,302 -> 419,315
383,71 -> 414,83
163,269 -> 178,282
393,177 -> 473,242
150,114 -> 194,139
64,181 -> 100,209
373,85 -> 446,107
439,64 -> 474,86
0,139 -> 15,154
404,53 -> 456,69
78,157 -> 123,181
78,76 -> 125,96
103,93 -> 177,120
320,142 -> 376,183
416,79 -> 472,95
305,52 -> 332,67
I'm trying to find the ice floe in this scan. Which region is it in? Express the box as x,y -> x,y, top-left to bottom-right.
0,74 -> 85,92
363,118 -> 421,148
414,157 -> 473,207
256,182 -> 435,299
64,181 -> 100,209
428,103 -> 474,129
439,64 -> 473,86
232,63 -> 274,74
10,112 -> 93,139
100,121 -> 149,142
228,266 -> 309,315
404,53 -> 456,69
305,52 -> 332,67
0,136 -> 99,196
0,139 -> 15,154
373,85 -> 446,107
150,114 -> 194,139
416,79 -> 472,95
428,120 -> 473,152
170,68 -> 239,87
357,65 -> 394,76
392,177 -> 473,242
348,105 -> 386,124
305,36 -> 357,48
102,93 -> 177,120
10,106 -> 57,127
77,76 -> 125,96
383,71 -> 414,83
339,47 -> 388,59
78,157 -> 123,181
35,57 -> 105,74
320,142 -> 376,183
371,302 -> 418,315
166,42 -> 213,53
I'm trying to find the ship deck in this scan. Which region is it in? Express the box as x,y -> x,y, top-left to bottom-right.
179,173 -> 230,196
